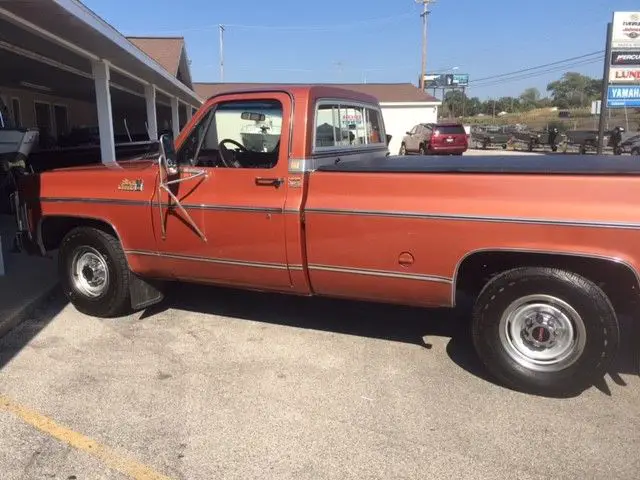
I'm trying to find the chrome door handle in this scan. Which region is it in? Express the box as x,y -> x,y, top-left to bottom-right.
255,177 -> 283,188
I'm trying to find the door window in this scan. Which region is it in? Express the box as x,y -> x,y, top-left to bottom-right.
177,99 -> 283,169
11,98 -> 21,128
53,105 -> 68,137
34,102 -> 52,135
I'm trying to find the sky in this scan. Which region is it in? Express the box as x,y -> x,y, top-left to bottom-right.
83,0 -> 639,100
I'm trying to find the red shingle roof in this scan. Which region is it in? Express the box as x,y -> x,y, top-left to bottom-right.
193,82 -> 439,103
127,36 -> 184,76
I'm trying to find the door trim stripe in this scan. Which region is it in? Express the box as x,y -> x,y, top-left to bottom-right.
40,197 -> 283,214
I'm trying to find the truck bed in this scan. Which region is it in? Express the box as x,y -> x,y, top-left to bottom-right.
316,155 -> 640,176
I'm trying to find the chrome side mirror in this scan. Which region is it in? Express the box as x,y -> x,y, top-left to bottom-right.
158,133 -> 178,176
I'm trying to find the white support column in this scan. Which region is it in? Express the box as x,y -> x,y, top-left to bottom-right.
186,104 -> 193,122
171,96 -> 180,139
91,59 -> 116,165
144,84 -> 158,141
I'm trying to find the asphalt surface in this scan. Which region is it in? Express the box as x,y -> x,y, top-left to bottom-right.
0,284 -> 638,480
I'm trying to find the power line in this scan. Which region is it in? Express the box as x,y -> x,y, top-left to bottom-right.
149,11 -> 414,34
469,51 -> 604,85
470,57 -> 603,89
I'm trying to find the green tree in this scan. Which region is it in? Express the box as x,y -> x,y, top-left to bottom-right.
519,87 -> 541,110
465,96 -> 483,116
442,90 -> 466,118
547,72 -> 602,108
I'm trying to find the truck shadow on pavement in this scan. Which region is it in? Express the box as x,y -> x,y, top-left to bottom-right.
0,286 -> 66,371
145,283 -> 639,398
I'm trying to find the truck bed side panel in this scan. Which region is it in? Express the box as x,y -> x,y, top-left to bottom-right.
303,171 -> 640,307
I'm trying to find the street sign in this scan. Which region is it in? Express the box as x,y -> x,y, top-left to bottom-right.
607,85 -> 640,107
591,100 -> 602,115
612,12 -> 640,48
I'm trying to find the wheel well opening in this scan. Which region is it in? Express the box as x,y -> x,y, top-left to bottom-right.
40,217 -> 118,252
455,251 -> 640,315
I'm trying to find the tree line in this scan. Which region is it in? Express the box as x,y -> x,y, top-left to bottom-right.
442,72 -> 603,118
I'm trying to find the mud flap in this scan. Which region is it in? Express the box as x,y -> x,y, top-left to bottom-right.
129,272 -> 165,311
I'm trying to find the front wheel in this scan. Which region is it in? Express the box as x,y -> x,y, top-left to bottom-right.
59,227 -> 132,318
399,143 -> 406,155
472,267 -> 619,396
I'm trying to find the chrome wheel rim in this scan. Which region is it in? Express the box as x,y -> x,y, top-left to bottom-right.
71,247 -> 109,298
499,294 -> 586,372
400,145 -> 406,155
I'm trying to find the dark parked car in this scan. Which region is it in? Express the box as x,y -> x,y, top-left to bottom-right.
399,122 -> 468,155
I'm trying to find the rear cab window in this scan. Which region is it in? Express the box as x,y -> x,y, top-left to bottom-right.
313,100 -> 386,151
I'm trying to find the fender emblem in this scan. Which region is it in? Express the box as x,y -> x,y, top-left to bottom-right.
118,179 -> 144,192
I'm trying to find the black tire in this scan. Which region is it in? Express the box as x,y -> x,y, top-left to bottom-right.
472,267 -> 619,396
419,144 -> 427,155
632,148 -> 640,156
59,227 -> 131,318
399,143 -> 407,155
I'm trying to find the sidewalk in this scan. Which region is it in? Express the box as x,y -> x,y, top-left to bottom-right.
0,215 -> 58,337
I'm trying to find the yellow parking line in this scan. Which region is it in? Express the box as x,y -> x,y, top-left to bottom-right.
0,394 -> 174,480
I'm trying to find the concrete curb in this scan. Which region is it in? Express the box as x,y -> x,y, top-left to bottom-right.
0,283 -> 60,339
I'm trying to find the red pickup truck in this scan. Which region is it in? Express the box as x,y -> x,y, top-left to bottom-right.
11,85 -> 640,396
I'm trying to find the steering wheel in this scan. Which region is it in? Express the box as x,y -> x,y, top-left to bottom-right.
218,139 -> 247,168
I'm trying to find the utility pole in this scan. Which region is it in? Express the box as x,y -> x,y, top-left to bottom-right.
416,0 -> 435,91
597,21 -> 612,155
219,24 -> 225,82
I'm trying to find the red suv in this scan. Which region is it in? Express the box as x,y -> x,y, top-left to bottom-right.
399,122 -> 468,155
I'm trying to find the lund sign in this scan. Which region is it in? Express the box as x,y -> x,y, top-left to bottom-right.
612,12 -> 640,48
609,67 -> 640,83
607,85 -> 640,107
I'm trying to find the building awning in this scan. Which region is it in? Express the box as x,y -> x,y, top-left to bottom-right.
0,0 -> 201,107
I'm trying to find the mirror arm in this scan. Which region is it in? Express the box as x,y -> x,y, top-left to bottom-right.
159,181 -> 207,242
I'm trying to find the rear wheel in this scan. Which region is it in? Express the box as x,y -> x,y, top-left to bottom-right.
419,144 -> 427,155
632,148 -> 640,156
399,143 -> 406,155
59,227 -> 131,318
472,267 -> 619,396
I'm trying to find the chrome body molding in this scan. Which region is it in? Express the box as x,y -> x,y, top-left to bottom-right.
304,207 -> 640,230
125,250 -> 290,270
307,263 -> 452,283
450,247 -> 640,306
124,251 -> 450,284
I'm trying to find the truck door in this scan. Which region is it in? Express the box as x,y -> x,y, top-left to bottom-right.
154,92 -> 293,290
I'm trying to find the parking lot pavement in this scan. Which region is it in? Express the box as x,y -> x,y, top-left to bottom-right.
0,284 -> 638,480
